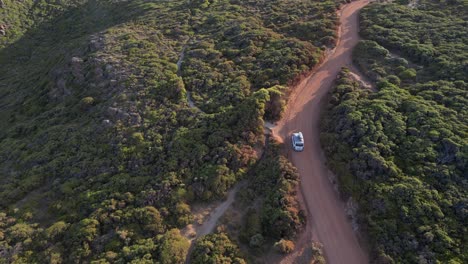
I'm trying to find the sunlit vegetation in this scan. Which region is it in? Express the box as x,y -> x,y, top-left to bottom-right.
0,0 -> 343,262
251,140 -> 304,241
323,68 -> 467,263
322,1 -> 467,263
274,239 -> 295,254
227,138 -> 304,258
191,233 -> 246,263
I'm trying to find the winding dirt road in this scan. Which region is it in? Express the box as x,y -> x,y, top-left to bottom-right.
272,1 -> 370,263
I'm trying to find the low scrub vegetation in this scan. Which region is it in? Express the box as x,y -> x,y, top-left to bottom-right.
323,68 -> 466,263
359,0 -> 468,81
230,138 -> 304,258
191,233 -> 246,263
322,1 -> 467,263
0,0 -> 342,262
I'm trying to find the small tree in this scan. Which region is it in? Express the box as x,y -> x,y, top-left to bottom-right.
398,69 -> 416,80
46,221 -> 69,240
274,239 -> 295,254
80,97 -> 95,110
159,229 -> 190,264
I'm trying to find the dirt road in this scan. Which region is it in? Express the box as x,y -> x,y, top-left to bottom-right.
191,182 -> 242,239
272,1 -> 370,263
183,182 -> 244,263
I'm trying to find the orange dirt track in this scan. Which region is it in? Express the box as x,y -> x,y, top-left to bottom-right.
272,0 -> 371,263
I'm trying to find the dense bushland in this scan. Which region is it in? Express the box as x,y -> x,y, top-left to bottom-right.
0,0 -> 343,262
322,1 -> 467,263
227,138 -> 304,258
250,140 -> 303,241
191,233 -> 246,263
359,0 -> 468,81
323,69 -> 466,263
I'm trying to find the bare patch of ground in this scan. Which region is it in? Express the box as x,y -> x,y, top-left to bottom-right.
182,182 -> 245,241
348,69 -> 374,90
182,182 -> 245,263
408,0 -> 419,9
176,43 -> 203,112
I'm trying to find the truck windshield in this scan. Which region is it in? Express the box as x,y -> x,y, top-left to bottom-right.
296,143 -> 303,146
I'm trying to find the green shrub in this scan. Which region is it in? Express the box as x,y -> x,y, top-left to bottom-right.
191,233 -> 245,264
399,68 -> 417,80
322,68 -> 467,262
274,239 -> 295,254
46,221 -> 69,240
159,229 -> 189,264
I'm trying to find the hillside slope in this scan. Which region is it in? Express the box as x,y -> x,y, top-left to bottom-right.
0,0 -> 345,262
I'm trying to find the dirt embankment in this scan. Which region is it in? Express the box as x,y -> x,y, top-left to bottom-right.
272,1 -> 371,263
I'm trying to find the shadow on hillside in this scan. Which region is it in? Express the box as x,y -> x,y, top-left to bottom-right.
0,0 -> 157,119
0,0 -> 153,63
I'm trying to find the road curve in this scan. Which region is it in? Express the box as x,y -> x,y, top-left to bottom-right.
272,1 -> 370,263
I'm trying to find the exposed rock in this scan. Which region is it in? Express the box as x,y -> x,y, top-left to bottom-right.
129,113 -> 142,126
49,68 -> 63,79
345,197 -> 360,232
93,61 -> 104,80
348,70 -> 373,90
70,57 -> 84,84
71,57 -> 83,63
97,81 -> 108,88
49,77 -> 71,100
102,119 -> 112,126
105,64 -> 113,72
110,79 -> 117,87
0,0 -> 4,9
89,40 -> 100,52
89,35 -> 104,52
104,64 -> 115,79
106,107 -> 141,126
57,78 -> 67,91
0,24 -> 6,36
107,107 -> 130,120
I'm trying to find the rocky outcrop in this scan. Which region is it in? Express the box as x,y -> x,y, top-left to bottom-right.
89,34 -> 105,52
48,54 -> 121,101
106,107 -> 141,126
0,24 -> 7,36
48,67 -> 72,100
71,57 -> 85,84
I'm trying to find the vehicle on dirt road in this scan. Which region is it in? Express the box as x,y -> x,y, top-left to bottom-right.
291,132 -> 304,151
